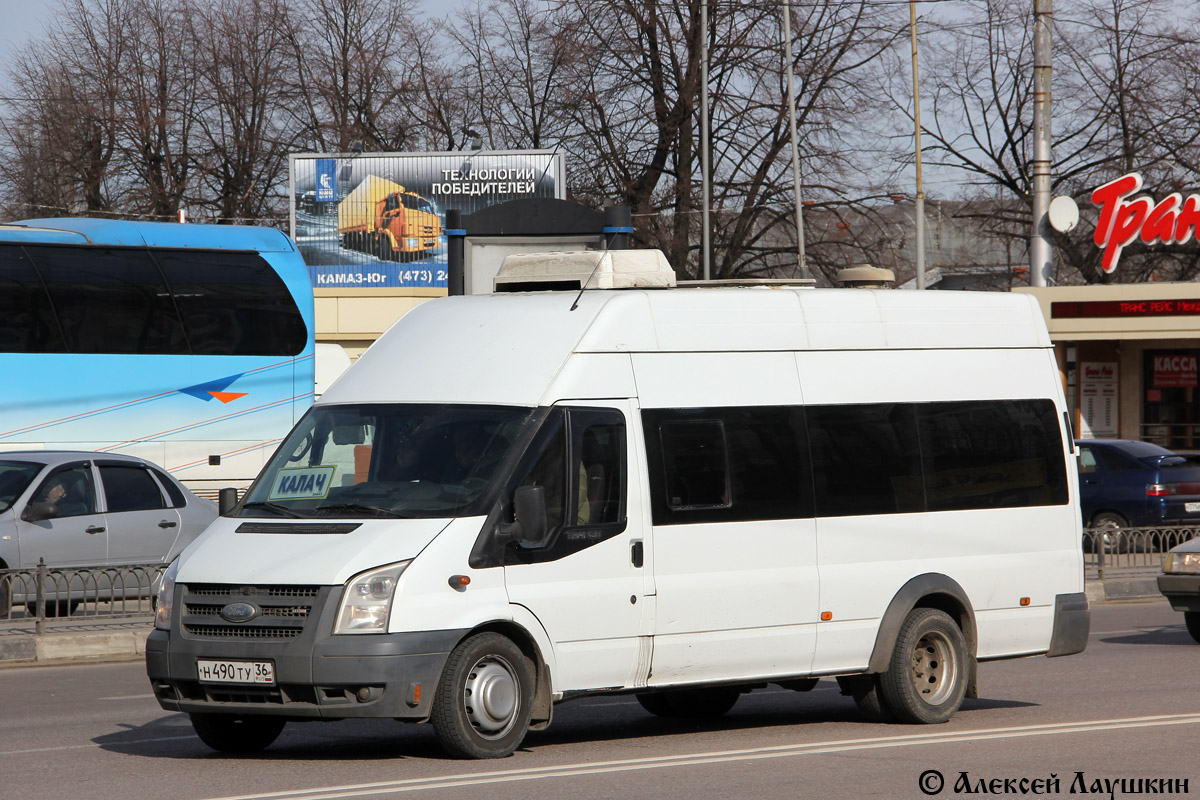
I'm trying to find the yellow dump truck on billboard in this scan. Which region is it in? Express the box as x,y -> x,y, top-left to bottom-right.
337,175 -> 442,260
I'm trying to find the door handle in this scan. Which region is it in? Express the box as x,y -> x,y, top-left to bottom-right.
85,526 -> 105,535
631,540 -> 644,568
158,520 -> 178,529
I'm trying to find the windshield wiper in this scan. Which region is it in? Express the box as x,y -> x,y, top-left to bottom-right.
240,501 -> 305,518
312,502 -> 406,518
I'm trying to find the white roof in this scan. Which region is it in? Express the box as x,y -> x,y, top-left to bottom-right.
321,287 -> 1049,407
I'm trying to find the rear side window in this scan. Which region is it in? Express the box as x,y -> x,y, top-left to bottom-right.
154,250 -> 308,355
100,465 -> 167,512
642,406 -> 812,525
150,467 -> 188,508
917,400 -> 1068,511
807,403 -> 923,517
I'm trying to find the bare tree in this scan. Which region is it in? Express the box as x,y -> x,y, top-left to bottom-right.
191,0 -> 297,222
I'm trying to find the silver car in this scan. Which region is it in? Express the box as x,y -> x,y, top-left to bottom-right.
0,451 -> 217,614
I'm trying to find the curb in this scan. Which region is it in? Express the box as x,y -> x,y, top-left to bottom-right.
0,628 -> 149,668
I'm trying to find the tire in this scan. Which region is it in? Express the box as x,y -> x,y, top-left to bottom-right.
26,599 -> 78,618
375,233 -> 395,261
1090,512 -> 1128,554
879,608 -> 968,724
431,632 -> 534,759
1185,612 -> 1200,644
635,687 -> 740,718
836,675 -> 894,722
190,713 -> 286,753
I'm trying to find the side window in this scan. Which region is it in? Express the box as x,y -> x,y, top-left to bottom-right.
154,250 -> 307,356
642,406 -> 812,525
570,409 -> 627,526
807,403 -> 923,517
916,400 -> 1068,511
26,245 -> 186,354
100,465 -> 167,512
505,407 -> 628,564
31,465 -> 97,518
1095,446 -> 1139,472
150,467 -> 188,508
0,244 -> 66,353
1078,447 -> 1098,474
660,420 -> 730,511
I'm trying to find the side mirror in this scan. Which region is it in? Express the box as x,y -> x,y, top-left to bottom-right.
498,485 -> 550,549
218,487 -> 240,516
22,502 -> 58,522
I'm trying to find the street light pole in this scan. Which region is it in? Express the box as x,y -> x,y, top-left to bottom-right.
701,0 -> 711,281
1030,0 -> 1054,287
910,1 -> 926,290
781,0 -> 810,279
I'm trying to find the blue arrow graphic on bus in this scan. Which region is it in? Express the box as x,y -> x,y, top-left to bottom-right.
180,374 -> 248,403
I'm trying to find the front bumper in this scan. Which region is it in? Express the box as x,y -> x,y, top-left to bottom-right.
1157,574 -> 1200,612
145,584 -> 466,721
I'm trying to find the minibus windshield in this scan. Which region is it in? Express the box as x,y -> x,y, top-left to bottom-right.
241,404 -> 536,519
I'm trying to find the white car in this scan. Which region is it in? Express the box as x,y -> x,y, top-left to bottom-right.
0,451 -> 217,615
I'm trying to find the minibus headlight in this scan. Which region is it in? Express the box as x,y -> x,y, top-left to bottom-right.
334,561 -> 410,634
155,559 -> 180,631
1163,552 -> 1200,574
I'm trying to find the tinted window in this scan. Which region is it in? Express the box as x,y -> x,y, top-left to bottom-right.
29,245 -> 187,354
808,403 -> 923,517
0,245 -> 66,352
32,465 -> 97,518
150,467 -> 187,508
917,400 -> 1068,511
1095,445 -> 1141,472
642,406 -> 812,525
0,460 -> 42,513
100,465 -> 166,512
154,250 -> 307,355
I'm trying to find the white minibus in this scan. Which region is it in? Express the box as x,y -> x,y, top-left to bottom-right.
146,250 -> 1089,758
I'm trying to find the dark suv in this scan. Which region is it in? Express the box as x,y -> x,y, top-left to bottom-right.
1077,439 -> 1200,545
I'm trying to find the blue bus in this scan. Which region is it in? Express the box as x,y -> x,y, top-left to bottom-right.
0,219 -> 315,495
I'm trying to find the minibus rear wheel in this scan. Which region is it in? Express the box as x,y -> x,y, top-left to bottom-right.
432,632 -> 534,759
189,713 -> 286,753
879,608 -> 968,724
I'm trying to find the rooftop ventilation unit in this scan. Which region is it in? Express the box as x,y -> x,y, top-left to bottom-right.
493,249 -> 677,292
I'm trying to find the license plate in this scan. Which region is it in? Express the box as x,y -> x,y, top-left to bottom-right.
1186,502 -> 1200,513
197,659 -> 275,684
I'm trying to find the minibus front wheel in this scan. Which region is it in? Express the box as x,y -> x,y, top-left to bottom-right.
879,608 -> 968,724
431,632 -> 535,759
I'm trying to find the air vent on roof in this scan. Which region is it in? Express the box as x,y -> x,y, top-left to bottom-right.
493,250 -> 677,292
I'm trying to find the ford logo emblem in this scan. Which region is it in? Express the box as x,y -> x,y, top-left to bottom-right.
220,602 -> 260,623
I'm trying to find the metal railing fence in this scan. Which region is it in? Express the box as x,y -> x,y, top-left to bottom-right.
1082,525 -> 1196,579
0,559 -> 165,633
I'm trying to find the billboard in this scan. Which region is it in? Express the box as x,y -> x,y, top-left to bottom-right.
289,150 -> 564,289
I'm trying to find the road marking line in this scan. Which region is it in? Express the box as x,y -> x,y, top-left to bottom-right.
195,713 -> 1200,800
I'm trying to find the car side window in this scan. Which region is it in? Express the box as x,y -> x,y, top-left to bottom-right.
149,467 -> 187,508
31,465 -> 97,518
1078,447 -> 1098,474
100,465 -> 167,512
1095,446 -> 1139,472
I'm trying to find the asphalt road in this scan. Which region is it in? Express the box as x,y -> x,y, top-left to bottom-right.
2,600 -> 1197,800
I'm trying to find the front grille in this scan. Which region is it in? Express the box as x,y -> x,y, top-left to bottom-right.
184,624 -> 303,639
179,583 -> 322,640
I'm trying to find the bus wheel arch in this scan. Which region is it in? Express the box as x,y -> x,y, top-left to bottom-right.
867,574 -> 978,701
451,620 -> 553,732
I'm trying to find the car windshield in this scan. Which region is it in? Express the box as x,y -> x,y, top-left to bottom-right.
240,404 -> 536,519
0,460 -> 42,513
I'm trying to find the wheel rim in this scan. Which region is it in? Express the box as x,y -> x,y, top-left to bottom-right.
910,629 -> 959,706
463,654 -> 520,739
